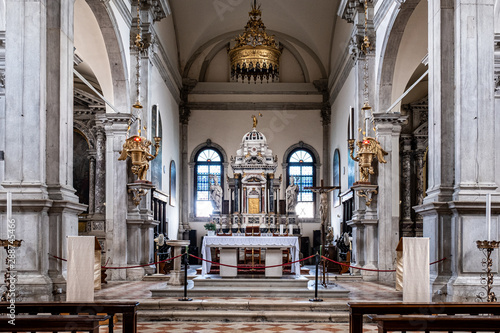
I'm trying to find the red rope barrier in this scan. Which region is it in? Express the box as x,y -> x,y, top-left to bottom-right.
321,256 -> 448,273
48,253 -> 184,270
429,257 -> 447,265
189,254 -> 315,269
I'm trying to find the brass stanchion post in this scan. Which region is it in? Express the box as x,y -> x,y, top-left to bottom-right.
309,252 -> 323,302
179,246 -> 192,302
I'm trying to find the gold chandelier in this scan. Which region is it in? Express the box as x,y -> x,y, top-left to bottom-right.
348,0 -> 387,184
118,0 -> 160,183
228,1 -> 281,83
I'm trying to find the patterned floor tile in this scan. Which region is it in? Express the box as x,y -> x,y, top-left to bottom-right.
96,322 -> 380,333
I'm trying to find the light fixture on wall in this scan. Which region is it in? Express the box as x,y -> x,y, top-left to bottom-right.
228,0 -> 282,83
118,0 -> 161,186
347,0 -> 387,185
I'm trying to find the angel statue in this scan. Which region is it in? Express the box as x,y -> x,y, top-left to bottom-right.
209,174 -> 223,213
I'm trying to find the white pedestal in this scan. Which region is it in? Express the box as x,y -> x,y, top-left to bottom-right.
166,240 -> 190,286
220,248 -> 238,277
265,248 -> 283,277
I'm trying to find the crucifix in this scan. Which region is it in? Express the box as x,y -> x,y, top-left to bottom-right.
305,180 -> 339,249
305,180 -> 339,285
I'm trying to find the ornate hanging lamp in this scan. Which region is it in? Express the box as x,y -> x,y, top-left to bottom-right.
118,0 -> 161,184
347,0 -> 387,185
228,0 -> 282,83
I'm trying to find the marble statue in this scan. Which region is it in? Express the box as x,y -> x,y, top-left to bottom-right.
319,191 -> 329,226
210,175 -> 223,213
285,177 -> 299,214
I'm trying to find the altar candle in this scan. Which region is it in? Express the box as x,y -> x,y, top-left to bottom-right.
350,107 -> 354,140
155,109 -> 159,137
6,191 -> 11,222
487,193 -> 492,241
289,224 -> 293,235
280,224 -> 283,235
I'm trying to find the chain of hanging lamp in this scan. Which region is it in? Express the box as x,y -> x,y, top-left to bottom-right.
118,0 -> 161,185
347,0 -> 388,185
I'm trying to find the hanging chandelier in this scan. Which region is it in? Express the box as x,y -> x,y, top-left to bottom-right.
347,0 -> 387,184
118,0 -> 161,184
228,1 -> 281,83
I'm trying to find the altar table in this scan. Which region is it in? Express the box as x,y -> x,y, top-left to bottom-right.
201,236 -> 300,276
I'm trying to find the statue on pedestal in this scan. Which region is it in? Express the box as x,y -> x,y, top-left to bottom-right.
209,175 -> 223,213
286,177 -> 299,214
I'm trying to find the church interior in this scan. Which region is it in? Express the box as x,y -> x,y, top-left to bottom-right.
1,0 -> 500,330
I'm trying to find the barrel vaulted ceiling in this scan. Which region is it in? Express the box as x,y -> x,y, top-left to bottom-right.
169,0 -> 341,81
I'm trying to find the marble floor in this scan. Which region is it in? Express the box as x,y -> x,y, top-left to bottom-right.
90,268 -> 401,332
99,322 -> 379,332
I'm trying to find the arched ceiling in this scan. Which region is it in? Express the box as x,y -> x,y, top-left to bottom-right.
169,0 -> 340,77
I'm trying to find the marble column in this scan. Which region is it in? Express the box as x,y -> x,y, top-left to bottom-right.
414,148 -> 426,237
94,127 -> 106,215
416,0 -> 497,301
99,114 -> 132,280
372,113 -> 406,281
400,136 -> 413,237
179,107 -> 190,235
88,153 -> 96,215
126,182 -> 157,280
1,0 -> 86,300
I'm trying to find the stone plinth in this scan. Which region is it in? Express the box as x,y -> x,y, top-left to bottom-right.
166,240 -> 190,286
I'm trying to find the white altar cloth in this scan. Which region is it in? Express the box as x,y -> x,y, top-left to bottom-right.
201,236 -> 300,276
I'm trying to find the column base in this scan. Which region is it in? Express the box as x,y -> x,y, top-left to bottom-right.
168,270 -> 184,286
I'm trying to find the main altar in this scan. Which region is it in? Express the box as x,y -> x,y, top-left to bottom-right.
215,115 -> 288,233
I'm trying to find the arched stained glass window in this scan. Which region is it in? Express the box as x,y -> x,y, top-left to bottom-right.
288,149 -> 315,218
195,148 -> 222,217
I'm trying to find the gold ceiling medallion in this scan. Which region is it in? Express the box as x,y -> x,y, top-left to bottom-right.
348,0 -> 387,185
228,1 -> 281,83
119,0 -> 161,192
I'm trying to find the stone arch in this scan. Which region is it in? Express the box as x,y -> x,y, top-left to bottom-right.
282,141 -> 321,167
376,0 -> 422,112
190,139 -> 228,164
73,120 -> 96,150
83,0 -> 130,112
184,30 -> 325,82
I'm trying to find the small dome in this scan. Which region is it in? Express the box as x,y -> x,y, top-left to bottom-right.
242,129 -> 267,143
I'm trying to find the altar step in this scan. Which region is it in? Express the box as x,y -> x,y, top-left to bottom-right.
137,298 -> 350,323
150,276 -> 350,298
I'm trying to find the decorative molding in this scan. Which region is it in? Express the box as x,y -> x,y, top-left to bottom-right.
329,53 -> 355,104
495,34 -> 500,94
373,0 -> 394,29
73,53 -> 83,66
338,0 -> 363,23
113,0 -> 132,28
186,102 -> 324,111
149,29 -> 182,101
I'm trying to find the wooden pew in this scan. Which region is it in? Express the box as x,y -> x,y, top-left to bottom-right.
348,302 -> 500,333
0,301 -> 139,333
369,314 -> 500,333
0,315 -> 107,332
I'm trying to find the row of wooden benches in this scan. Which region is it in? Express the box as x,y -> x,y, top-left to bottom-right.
349,302 -> 500,333
0,301 -> 138,332
2,301 -> 500,332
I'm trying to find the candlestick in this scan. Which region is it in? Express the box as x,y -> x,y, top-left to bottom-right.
155,109 -> 159,137
6,192 -> 11,222
487,193 -> 492,241
350,107 -> 354,140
